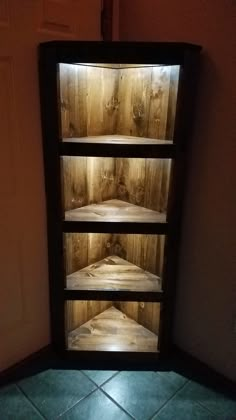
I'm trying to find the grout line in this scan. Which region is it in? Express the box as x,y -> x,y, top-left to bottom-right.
81,369 -> 121,387
15,383 -> 47,420
98,371 -> 121,386
148,379 -> 191,420
100,387 -> 135,419
79,369 -> 100,387
196,400 -> 222,417
57,387 -> 98,419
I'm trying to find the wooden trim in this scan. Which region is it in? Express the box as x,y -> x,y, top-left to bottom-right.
64,289 -> 164,302
159,51 -> 201,355
0,346 -> 52,386
62,221 -> 168,234
1,344 -> 235,393
39,49 -> 65,352
172,346 -> 236,394
60,141 -> 175,158
39,42 -> 201,66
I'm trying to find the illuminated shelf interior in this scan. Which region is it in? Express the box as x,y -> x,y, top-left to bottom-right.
66,255 -> 162,292
65,199 -> 166,223
68,306 -> 158,352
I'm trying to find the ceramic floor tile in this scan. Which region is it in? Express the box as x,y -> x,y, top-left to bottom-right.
102,371 -> 183,420
60,389 -> 131,420
82,370 -> 118,386
178,380 -> 236,418
18,369 -> 96,419
0,384 -> 43,419
156,370 -> 188,388
152,386 -> 217,419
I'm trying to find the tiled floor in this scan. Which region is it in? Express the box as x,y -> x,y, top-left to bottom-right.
0,363 -> 235,419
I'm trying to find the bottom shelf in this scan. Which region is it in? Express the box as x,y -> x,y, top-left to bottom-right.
68,306 -> 158,353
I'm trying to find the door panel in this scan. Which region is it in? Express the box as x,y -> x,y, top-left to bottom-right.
0,0 -> 102,372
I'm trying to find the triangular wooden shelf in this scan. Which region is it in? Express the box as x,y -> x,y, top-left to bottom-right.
67,255 -> 162,293
68,306 -> 158,352
65,199 -> 166,223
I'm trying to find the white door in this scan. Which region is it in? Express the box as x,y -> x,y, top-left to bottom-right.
0,0 -> 104,372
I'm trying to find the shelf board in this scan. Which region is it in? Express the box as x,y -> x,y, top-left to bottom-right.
60,135 -> 175,158
68,306 -> 158,352
65,199 -> 166,224
63,135 -> 172,145
66,255 -> 162,293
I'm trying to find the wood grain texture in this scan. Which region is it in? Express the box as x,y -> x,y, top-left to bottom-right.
125,234 -> 165,276
66,300 -> 160,336
144,159 -> 164,211
66,255 -> 161,292
116,67 -> 152,137
64,233 -> 88,275
63,135 -> 173,144
62,157 -> 87,211
166,66 -> 180,140
87,157 -> 116,204
86,66 -> 118,136
66,300 -> 112,332
147,66 -> 171,140
160,159 -> 172,213
64,233 -> 165,277
59,64 -> 119,137
68,306 -> 158,352
61,156 -> 171,214
65,199 -> 166,223
115,302 -> 160,334
59,64 -> 179,141
77,64 -> 157,69
116,158 -> 146,206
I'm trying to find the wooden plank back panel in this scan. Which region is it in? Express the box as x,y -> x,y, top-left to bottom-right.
62,156 -> 88,211
116,158 -> 146,206
66,300 -> 112,332
115,302 -> 160,334
87,233 -> 114,265
59,64 -> 70,137
59,64 -> 179,141
61,156 -> 171,213
59,64 -> 119,137
144,159 -> 164,211
87,157 -> 116,204
125,234 -> 165,277
160,159 -> 172,213
64,233 -> 165,277
86,66 -> 118,136
165,65 -> 180,140
72,64 -> 88,137
64,232 -> 89,275
147,67 -> 171,140
116,67 -> 152,137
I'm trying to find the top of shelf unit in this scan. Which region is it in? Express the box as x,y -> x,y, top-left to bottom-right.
39,41 -> 201,66
60,136 -> 175,158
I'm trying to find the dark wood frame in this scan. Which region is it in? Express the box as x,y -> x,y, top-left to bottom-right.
39,41 -> 201,365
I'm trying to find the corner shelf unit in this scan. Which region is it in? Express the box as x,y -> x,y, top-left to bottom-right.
39,41 -> 201,366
